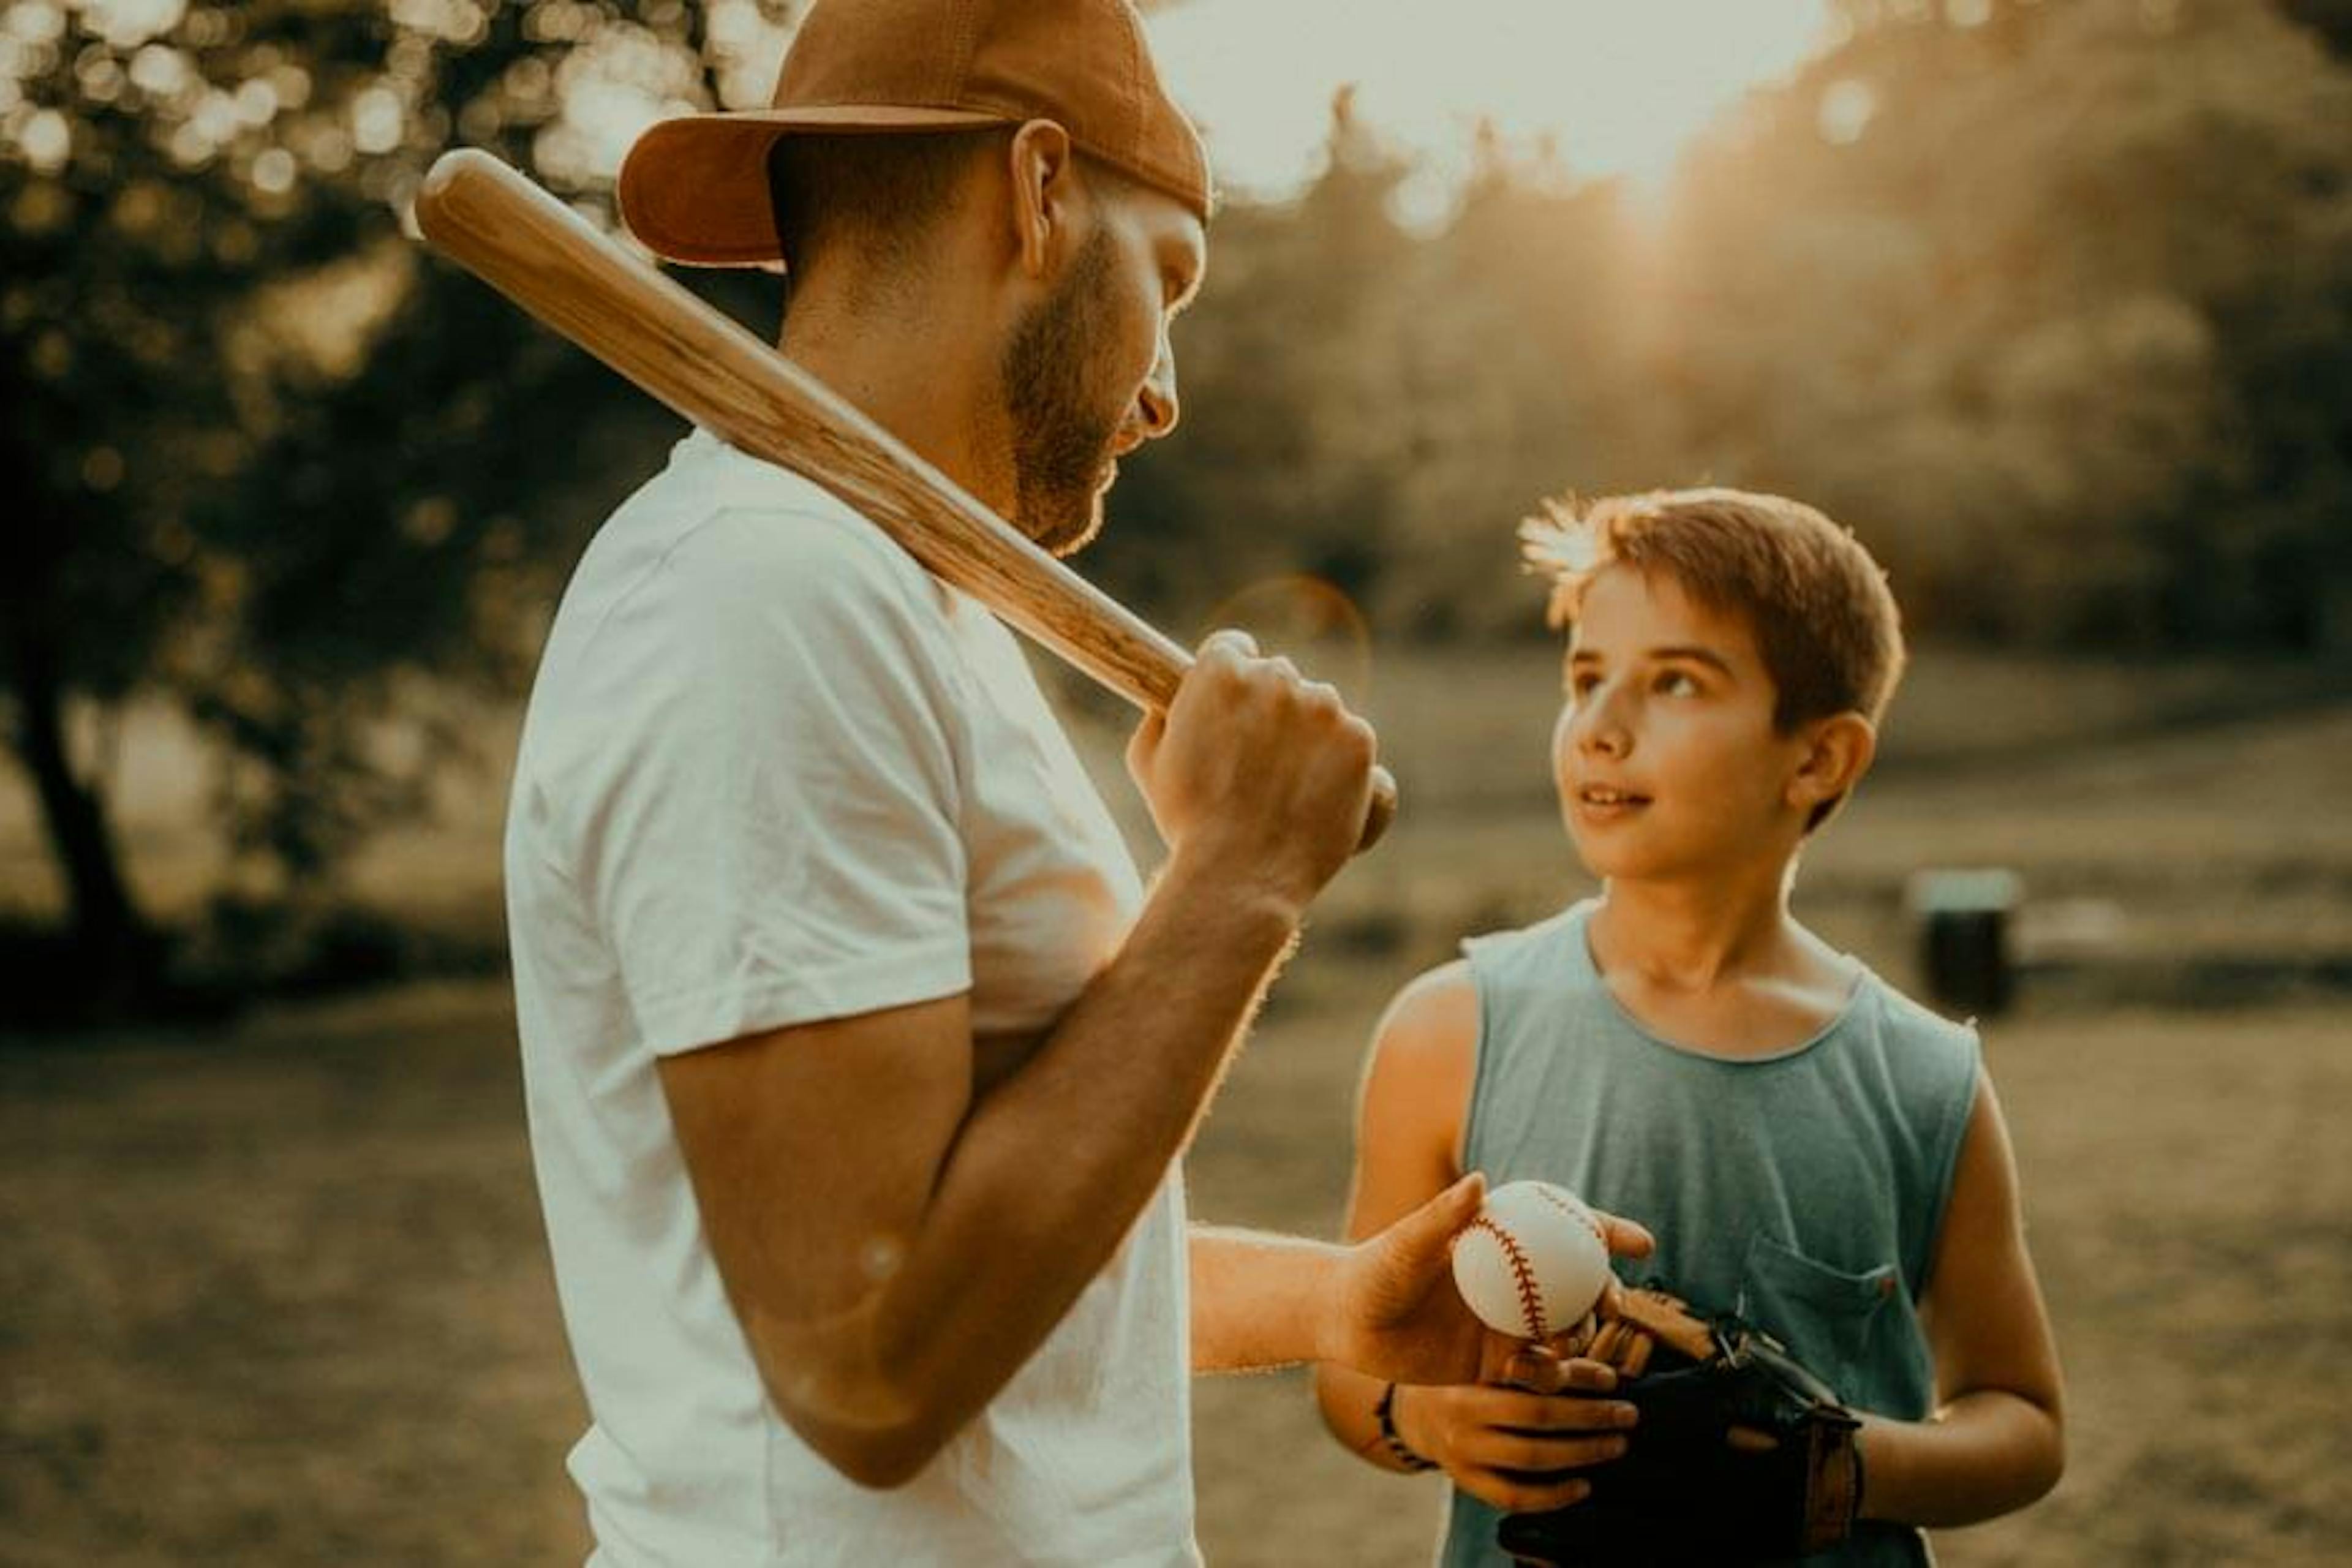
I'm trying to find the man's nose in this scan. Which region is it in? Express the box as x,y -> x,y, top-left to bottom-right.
1135,333 -> 1180,440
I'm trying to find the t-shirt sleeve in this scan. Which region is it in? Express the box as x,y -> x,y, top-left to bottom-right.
573,507 -> 974,1055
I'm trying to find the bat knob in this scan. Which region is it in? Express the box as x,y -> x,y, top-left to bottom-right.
1357,765 -> 1399,853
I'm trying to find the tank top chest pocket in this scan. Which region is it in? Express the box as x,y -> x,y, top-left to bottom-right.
1735,1233 -> 1902,1400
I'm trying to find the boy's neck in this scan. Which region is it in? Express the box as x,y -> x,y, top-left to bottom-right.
1585,870 -> 1856,1059
1586,859 -> 1813,991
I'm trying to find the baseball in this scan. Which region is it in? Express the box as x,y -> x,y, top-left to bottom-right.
1450,1180 -> 1613,1340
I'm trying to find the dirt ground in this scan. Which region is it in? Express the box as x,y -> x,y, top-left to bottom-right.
2,657 -> 2348,1564
3,975 -> 2346,1566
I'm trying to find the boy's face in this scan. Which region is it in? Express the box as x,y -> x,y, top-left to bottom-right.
1551,564 -> 1813,883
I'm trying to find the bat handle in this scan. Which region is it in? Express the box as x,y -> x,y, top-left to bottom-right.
1360,766 -> 1398,853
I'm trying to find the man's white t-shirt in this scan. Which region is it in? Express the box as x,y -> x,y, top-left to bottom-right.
505,429 -> 1198,1566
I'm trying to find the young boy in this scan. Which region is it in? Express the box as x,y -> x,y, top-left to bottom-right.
1316,489 -> 2064,1565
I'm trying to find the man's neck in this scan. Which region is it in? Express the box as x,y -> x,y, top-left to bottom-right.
778,296 -> 1016,520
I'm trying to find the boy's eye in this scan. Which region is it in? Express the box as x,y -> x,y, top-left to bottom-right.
1655,670 -> 1702,696
1567,671 -> 1601,697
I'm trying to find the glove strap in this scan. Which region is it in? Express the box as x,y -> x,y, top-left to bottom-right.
1374,1382 -> 1439,1473
1841,1424 -> 1869,1534
1801,1409 -> 1868,1553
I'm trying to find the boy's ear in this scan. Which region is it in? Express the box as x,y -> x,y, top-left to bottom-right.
1787,712 -> 1876,815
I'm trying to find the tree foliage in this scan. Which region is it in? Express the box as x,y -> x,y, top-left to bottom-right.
1103,0 -> 2352,653
3,1 -> 796,999
1654,0 -> 2352,646
5,0 -> 2349,1010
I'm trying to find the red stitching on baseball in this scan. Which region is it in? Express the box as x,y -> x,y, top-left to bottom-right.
1471,1214 -> 1547,1338
1531,1184 -> 1605,1247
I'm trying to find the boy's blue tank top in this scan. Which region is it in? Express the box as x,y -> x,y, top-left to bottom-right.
1439,901 -> 1981,1568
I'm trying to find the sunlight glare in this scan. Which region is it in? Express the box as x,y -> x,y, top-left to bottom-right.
1148,0 -> 1834,211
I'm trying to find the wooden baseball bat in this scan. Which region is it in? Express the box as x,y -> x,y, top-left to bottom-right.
412,149 -> 1393,850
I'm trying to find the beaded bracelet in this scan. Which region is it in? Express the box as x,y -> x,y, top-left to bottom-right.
1374,1382 -> 1439,1473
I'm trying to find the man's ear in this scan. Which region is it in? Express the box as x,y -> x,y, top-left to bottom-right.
1787,712 -> 1876,816
1005,119 -> 1079,281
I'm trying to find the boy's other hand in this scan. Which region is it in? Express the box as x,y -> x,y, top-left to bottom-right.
1389,1370 -> 1640,1514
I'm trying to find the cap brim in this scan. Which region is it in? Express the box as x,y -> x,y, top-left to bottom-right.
617,105 -> 1012,268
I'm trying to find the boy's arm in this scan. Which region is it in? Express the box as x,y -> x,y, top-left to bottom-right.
1856,1070 -> 2066,1527
1310,965 -> 1640,1510
1313,965 -> 1480,1441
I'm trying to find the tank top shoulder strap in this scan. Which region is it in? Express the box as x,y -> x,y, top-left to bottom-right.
1459,901 -> 1619,1178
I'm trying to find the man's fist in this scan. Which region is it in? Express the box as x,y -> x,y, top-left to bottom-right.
1126,629 -> 1377,908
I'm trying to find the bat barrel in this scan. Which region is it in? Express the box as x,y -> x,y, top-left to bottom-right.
413,149 -> 1392,849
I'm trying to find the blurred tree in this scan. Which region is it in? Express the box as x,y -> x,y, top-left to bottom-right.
1101,88 -> 1423,626
9,0 -> 2351,1020
1376,123 -> 1653,636
1101,91 -> 1659,643
2280,0 -> 2352,56
1655,0 -> 2352,647
1114,0 -> 2351,654
1,0 -> 799,1012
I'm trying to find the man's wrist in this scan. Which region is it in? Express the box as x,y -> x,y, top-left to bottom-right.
1160,838 -> 1317,933
1297,1240 -> 1350,1366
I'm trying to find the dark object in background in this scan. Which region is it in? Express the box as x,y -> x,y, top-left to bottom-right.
1907,869 -> 2023,1018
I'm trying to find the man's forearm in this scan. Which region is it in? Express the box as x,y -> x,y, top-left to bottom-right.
854,850 -> 1305,1453
1189,1226 -> 1351,1372
1858,1390 -> 2064,1528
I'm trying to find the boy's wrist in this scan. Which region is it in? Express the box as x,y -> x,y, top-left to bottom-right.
1376,1381 -> 1440,1472
1853,1414 -> 1899,1523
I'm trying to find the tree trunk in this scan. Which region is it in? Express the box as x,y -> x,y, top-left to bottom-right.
5,630 -> 153,1011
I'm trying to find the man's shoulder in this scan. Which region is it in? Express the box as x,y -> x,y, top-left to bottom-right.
663,432 -> 928,586
579,431 -> 943,638
525,434 -> 967,759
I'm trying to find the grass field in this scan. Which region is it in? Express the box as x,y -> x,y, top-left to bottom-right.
2,647 -> 2347,1564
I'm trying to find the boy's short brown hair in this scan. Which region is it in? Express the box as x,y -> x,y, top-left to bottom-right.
1523,488 -> 1906,822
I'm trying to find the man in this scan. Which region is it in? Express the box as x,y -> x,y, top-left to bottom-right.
506,1 -> 1642,1561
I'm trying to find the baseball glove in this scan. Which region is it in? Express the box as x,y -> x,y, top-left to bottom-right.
1494,1286 -> 1864,1565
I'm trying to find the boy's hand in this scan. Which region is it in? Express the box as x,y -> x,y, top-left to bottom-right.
1390,1368 -> 1639,1513
1320,1174 -> 1656,1388
1495,1285 -> 1867,1564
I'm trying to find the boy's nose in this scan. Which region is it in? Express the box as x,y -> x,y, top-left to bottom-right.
1580,720 -> 1630,759
1574,692 -> 1632,758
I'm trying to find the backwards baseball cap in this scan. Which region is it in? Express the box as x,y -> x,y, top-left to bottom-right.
617,0 -> 1212,269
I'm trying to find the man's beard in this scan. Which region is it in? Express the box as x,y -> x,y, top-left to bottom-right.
1000,227 -> 1123,557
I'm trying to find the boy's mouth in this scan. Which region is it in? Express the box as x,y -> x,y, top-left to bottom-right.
1577,785 -> 1650,808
